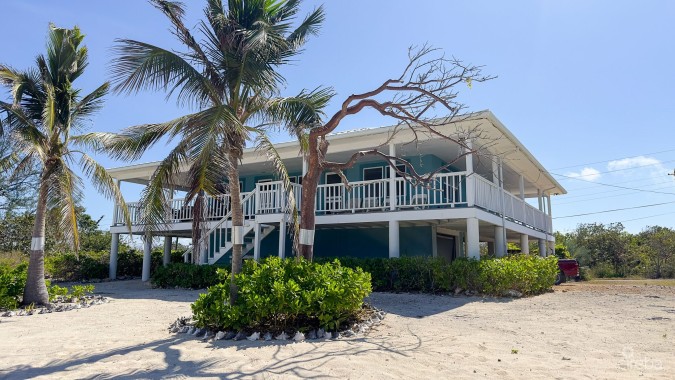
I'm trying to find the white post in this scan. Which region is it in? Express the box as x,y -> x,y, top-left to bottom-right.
538,239 -> 547,257
389,142 -> 396,211
520,234 -> 530,254
465,139 -> 474,207
492,159 -> 499,184
278,221 -> 287,259
163,236 -> 172,266
112,179 -> 121,225
388,220 -> 400,258
466,217 -> 480,260
142,236 -> 152,282
253,223 -> 261,261
519,175 -> 525,200
494,226 -> 505,257
109,233 -> 119,279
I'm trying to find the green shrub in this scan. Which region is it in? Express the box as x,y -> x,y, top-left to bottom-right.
192,257 -> 372,331
151,263 -> 225,289
47,283 -> 69,301
70,284 -> 95,299
45,252 -> 108,281
318,255 -> 557,296
0,263 -> 27,309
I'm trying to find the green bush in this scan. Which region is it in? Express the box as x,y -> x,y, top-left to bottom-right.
151,263 -> 225,289
318,255 -> 558,296
45,252 -> 109,281
0,263 -> 27,309
70,284 -> 95,299
192,257 -> 372,331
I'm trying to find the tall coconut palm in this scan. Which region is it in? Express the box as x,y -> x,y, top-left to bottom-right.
105,0 -> 324,303
0,25 -> 129,306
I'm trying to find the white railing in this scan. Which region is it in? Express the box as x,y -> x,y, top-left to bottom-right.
473,175 -> 551,233
316,178 -> 390,213
395,172 -> 466,208
114,192 -> 252,226
183,191 -> 257,264
473,175 -> 501,212
255,181 -> 303,214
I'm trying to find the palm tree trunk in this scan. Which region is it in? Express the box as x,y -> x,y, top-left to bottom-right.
191,191 -> 204,264
228,153 -> 243,304
298,160 -> 320,262
22,169 -> 50,306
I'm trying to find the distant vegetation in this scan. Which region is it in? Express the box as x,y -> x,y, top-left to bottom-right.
554,223 -> 675,279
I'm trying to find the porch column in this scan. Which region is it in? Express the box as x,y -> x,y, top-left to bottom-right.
546,194 -> 553,234
538,239 -> 547,257
388,220 -> 400,258
494,226 -> 505,257
253,223 -> 262,261
163,236 -> 172,266
548,241 -> 556,257
520,234 -> 530,254
278,221 -> 287,259
142,236 -> 152,282
389,142 -> 396,211
466,217 -> 480,260
491,159 -> 499,184
519,175 -> 525,200
109,233 -> 119,279
465,139 -> 475,207
457,232 -> 465,258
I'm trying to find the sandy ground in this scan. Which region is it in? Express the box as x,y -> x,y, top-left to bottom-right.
0,280 -> 673,380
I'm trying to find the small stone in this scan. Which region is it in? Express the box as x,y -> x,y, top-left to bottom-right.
292,331 -> 305,342
215,331 -> 226,340
39,309 -> 48,314
342,329 -> 355,337
192,328 -> 204,336
306,330 -> 317,340
202,330 -> 214,340
331,331 -> 340,340
275,332 -> 289,340
180,326 -> 190,333
504,290 -> 523,298
233,331 -> 247,341
263,332 -> 273,341
187,326 -> 195,335
316,328 -> 325,339
223,331 -> 237,340
454,287 -> 463,295
2,311 -> 14,317
247,332 -> 260,341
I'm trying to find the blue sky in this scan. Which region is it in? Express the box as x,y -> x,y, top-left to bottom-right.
1,0 -> 674,234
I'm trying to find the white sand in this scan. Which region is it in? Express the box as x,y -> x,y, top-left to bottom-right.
0,280 -> 673,379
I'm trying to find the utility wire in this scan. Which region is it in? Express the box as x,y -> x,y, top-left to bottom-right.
554,201 -> 675,219
555,159 -> 675,179
551,148 -> 675,170
551,172 -> 675,195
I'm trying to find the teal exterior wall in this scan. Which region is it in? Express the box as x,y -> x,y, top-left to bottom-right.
214,224 -> 434,264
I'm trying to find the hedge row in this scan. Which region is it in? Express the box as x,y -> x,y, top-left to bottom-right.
316,255 -> 559,296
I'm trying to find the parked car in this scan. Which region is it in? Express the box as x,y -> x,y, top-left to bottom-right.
556,259 -> 581,285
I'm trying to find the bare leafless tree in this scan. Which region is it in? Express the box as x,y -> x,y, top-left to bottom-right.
287,45 -> 495,260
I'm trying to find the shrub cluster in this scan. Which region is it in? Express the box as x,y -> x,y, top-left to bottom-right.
191,257 -> 372,332
0,263 -> 97,309
318,255 -> 558,296
151,263 -> 224,289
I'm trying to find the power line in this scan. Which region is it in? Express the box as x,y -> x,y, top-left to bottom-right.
554,201 -> 675,219
616,211 -> 675,224
564,176 -> 675,193
560,179 -> 675,200
551,148 -> 675,170
555,184 -> 675,205
551,172 -> 675,196
556,159 -> 675,179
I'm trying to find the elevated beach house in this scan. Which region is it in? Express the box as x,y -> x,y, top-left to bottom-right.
107,111 -> 566,280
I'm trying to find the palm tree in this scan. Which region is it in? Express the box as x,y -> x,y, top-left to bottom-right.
105,0 -> 324,303
0,25 -> 129,306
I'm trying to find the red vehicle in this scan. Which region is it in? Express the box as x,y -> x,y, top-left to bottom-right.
556,259 -> 581,285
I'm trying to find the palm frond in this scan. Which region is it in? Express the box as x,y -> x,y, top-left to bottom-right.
78,152 -> 132,230
71,82 -> 109,122
111,39 -> 218,107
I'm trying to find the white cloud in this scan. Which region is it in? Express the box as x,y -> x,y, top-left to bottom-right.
567,167 -> 601,181
607,156 -> 661,171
